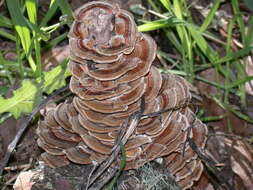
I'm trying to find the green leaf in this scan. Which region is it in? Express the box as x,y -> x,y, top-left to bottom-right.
0,86 -> 9,96
0,61 -> 71,118
0,80 -> 39,118
42,59 -> 71,94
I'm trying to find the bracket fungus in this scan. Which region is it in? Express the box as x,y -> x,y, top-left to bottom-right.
37,1 -> 208,189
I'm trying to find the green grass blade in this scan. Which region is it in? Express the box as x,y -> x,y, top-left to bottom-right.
138,19 -> 168,32
164,29 -> 183,54
231,0 -> 247,106
173,0 -> 183,19
157,50 -> 179,66
138,18 -> 184,32
34,35 -> 42,77
147,0 -> 160,12
214,46 -> 253,64
224,19 -> 234,103
201,115 -> 226,122
57,0 -> 73,20
225,103 -> 253,123
40,0 -> 58,27
159,0 -> 171,11
6,0 -> 36,72
228,76 -> 253,89
44,32 -> 67,49
199,0 -> 221,33
0,29 -> 16,41
25,0 -> 37,24
0,15 -> 13,28
24,17 -> 50,41
160,69 -> 187,76
232,0 -> 246,44
172,0 -> 195,81
16,34 -> 24,78
25,0 -> 43,77
188,25 -> 218,62
0,52 -> 15,84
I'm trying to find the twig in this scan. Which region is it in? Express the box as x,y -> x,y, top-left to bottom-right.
2,174 -> 19,190
2,158 -> 32,190
105,142 -> 126,190
140,103 -> 187,119
86,99 -> 189,189
86,97 -> 145,189
4,163 -> 31,171
86,113 -> 142,189
85,162 -> 99,190
90,167 -> 118,190
0,85 -> 70,175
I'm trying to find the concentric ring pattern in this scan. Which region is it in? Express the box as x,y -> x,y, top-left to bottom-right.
37,1 -> 208,189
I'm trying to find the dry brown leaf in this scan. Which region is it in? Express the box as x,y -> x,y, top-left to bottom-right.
42,45 -> 69,71
13,171 -> 36,190
206,132 -> 253,189
245,54 -> 253,95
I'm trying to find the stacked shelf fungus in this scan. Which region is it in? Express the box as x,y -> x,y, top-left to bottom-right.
37,1 -> 208,189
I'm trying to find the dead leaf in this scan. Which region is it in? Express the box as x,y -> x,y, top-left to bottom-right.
206,132 -> 253,189
245,54 -> 253,95
42,45 -> 69,71
13,171 -> 36,190
201,97 -> 253,137
195,68 -> 224,96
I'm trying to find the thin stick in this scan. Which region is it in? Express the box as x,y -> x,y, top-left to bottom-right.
140,103 -> 187,119
4,163 -> 31,171
86,97 -> 145,189
87,113 -> 141,188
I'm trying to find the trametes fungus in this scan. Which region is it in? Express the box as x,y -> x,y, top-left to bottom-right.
37,1 -> 208,189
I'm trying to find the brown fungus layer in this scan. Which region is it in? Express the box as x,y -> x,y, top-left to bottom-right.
37,1 -> 208,189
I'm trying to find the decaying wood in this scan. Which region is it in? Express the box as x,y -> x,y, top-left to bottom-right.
36,1 -> 208,189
